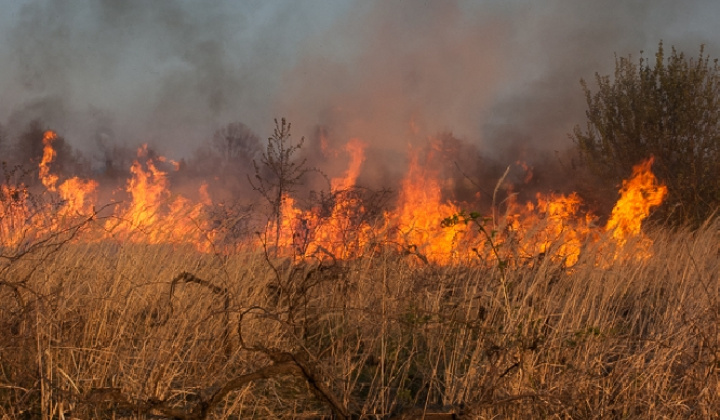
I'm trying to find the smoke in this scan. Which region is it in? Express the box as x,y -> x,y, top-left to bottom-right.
0,0 -> 346,160
279,1 -> 509,185
0,0 -> 718,188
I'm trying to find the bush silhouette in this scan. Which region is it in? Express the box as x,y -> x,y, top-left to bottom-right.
573,42 -> 720,226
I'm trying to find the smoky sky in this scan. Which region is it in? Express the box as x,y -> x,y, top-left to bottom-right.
0,0 -> 718,174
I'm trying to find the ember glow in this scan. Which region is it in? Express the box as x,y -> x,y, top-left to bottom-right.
0,130 -> 667,266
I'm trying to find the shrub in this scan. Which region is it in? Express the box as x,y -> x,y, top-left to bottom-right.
573,42 -> 720,226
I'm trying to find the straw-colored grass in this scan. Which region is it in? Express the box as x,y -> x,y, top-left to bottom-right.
1,219 -> 720,419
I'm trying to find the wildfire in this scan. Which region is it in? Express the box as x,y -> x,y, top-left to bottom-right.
505,192 -> 593,267
390,148 -> 466,264
605,157 -> 667,245
120,145 -> 171,229
330,138 -> 366,191
103,145 -> 211,250
38,130 -> 98,218
267,139 -> 373,259
39,131 -> 59,191
1,128 -> 669,267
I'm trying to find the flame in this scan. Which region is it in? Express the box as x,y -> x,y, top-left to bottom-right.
199,182 -> 212,206
37,130 -> 98,219
517,160 -> 534,184
330,138 -> 366,191
251,138 -> 666,267
592,157 -> 668,263
121,145 -> 170,229
57,177 -> 98,216
390,147 -> 465,264
39,131 -> 59,191
2,127 -> 670,267
605,157 -> 667,245
505,192 -> 594,267
104,145 -> 212,251
313,139 -> 372,258
319,130 -> 336,158
268,139 -> 373,259
0,184 -> 30,247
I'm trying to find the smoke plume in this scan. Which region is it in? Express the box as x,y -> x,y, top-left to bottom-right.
0,0 -> 717,194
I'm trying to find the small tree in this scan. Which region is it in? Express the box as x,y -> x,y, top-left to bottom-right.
573,42 -> 720,225
212,121 -> 260,165
250,118 -> 310,255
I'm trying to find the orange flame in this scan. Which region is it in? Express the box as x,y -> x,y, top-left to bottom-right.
4,127 -> 670,267
39,131 -> 59,191
38,130 -> 98,218
330,138 -> 366,191
267,139 -> 373,259
605,157 -> 667,244
257,138 -> 666,267
390,147 -> 465,264
504,192 -> 593,267
123,145 -> 170,229
57,177 -> 98,216
0,185 -> 30,247
98,145 -> 211,251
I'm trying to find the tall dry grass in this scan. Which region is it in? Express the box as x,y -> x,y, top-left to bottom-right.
1,218 -> 720,419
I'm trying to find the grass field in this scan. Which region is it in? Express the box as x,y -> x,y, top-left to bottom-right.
1,213 -> 720,419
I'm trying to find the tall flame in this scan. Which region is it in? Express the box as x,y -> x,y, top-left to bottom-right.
38,130 -> 98,218
506,192 -> 593,267
330,138 -> 366,191
257,139 -> 668,266
124,145 -> 170,229
391,148 -> 465,264
3,128 -> 670,266
0,185 -> 30,247
605,157 -> 667,245
268,139 -> 372,259
39,131 -> 59,191
104,145 -> 211,250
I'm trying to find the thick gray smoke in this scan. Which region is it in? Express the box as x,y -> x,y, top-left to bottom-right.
0,0 -> 718,183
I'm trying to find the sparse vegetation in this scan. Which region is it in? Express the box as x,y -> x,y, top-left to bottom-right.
212,122 -> 261,166
249,118 -> 312,256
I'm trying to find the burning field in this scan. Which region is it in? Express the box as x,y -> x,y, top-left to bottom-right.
2,128 -> 668,267
3,124 -> 720,419
1,0 -> 720,416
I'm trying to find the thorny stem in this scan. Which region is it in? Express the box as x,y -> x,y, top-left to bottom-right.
442,213 -> 513,318
472,218 -> 512,319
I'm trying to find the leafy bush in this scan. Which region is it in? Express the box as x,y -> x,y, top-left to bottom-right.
573,42 -> 720,225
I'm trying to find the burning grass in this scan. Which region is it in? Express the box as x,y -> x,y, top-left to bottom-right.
3,130 -> 668,266
0,130 -> 712,418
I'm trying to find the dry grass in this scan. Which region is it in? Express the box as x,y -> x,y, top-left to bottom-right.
1,218 -> 720,419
